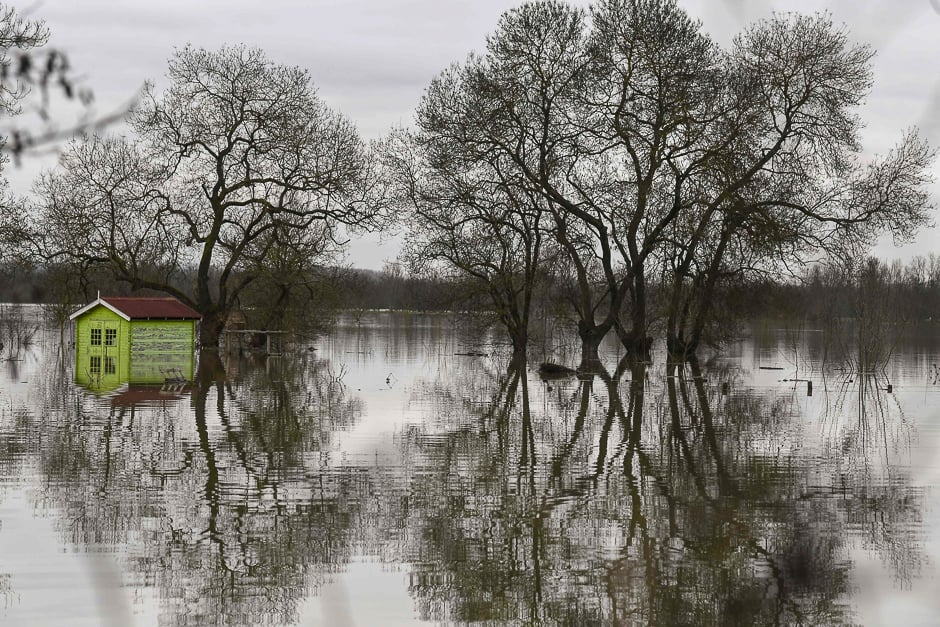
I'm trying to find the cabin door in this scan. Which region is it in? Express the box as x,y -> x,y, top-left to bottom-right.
87,320 -> 120,379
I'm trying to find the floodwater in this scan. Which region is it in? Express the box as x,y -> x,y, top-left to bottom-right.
1,307 -> 939,626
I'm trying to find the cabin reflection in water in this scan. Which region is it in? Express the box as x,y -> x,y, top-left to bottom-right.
107,382 -> 193,407
70,295 -> 201,391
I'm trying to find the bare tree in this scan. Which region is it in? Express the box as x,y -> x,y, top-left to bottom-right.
387,126 -> 547,360
414,1 -> 625,365
582,0 -> 727,358
235,221 -> 345,334
414,0 -> 727,363
660,14 -> 935,357
0,4 -> 119,162
30,45 -> 385,346
417,0 -> 934,363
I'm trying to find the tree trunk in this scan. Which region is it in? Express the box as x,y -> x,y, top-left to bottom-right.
509,327 -> 528,367
664,273 -> 696,360
666,336 -> 696,360
617,267 -> 653,360
578,321 -> 608,369
681,220 -> 734,357
617,326 -> 654,361
199,310 -> 226,348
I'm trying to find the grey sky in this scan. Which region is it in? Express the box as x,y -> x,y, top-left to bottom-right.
7,0 -> 940,269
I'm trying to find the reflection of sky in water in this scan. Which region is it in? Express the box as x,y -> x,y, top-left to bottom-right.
1,310 -> 940,625
301,560 -> 433,627
0,488 -> 156,627
731,321 -> 940,626
856,382 -> 940,626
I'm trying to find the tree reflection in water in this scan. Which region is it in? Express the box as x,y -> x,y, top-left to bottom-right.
10,350 -> 364,626
0,323 -> 928,626
395,355 -> 923,626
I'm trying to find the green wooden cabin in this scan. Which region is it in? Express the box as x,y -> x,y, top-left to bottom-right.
70,296 -> 201,391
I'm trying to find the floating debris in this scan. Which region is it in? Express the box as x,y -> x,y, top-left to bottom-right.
538,362 -> 577,379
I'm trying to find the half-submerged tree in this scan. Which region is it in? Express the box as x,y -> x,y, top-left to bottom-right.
413,0 -> 934,363
410,1 -> 626,365
31,45 -> 384,346
387,125 -> 547,361
660,15 -> 935,358
410,0 -> 730,363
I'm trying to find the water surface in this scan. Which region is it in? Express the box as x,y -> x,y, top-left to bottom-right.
0,309 -> 938,625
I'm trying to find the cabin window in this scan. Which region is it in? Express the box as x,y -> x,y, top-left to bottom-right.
104,357 -> 116,375
105,328 -> 117,346
89,356 -> 101,374
90,328 -> 102,346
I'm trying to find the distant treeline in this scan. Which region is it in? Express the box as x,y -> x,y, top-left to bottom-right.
4,254 -> 939,327
755,256 -> 940,323
339,265 -> 462,312
0,261 -> 465,317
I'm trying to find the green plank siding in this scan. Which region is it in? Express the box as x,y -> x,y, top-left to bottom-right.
131,321 -> 195,355
129,352 -> 195,383
130,320 -> 196,382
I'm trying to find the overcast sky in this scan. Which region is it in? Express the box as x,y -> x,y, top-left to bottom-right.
7,0 -> 940,269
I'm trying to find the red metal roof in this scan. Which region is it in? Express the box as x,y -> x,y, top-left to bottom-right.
101,296 -> 202,320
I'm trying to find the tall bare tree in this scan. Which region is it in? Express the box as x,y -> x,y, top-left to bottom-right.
582,0 -> 726,358
387,124 -> 548,360
414,1 -> 624,365
31,45 -> 385,346
414,0 -> 725,363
